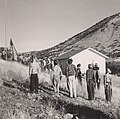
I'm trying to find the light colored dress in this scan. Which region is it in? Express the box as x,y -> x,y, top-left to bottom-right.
52,65 -> 62,95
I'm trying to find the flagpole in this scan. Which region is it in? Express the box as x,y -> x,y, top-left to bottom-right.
5,0 -> 7,61
5,0 -> 9,81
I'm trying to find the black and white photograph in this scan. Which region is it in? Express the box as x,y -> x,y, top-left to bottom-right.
0,0 -> 120,118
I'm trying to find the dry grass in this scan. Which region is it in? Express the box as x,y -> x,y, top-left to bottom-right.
0,59 -> 51,85
0,59 -> 64,119
0,59 -> 29,83
0,59 -> 120,107
0,59 -> 120,117
0,59 -> 120,106
2,108 -> 31,119
2,99 -> 63,119
60,74 -> 120,107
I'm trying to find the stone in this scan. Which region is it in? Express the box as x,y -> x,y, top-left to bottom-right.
74,116 -> 79,119
38,96 -> 43,100
0,78 -> 3,87
54,115 -> 59,119
28,93 -> 33,100
9,78 -> 13,81
33,99 -> 36,102
64,113 -> 73,119
16,103 -> 22,108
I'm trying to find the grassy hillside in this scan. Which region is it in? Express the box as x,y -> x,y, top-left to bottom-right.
1,59 -> 120,106
0,59 -> 52,85
0,60 -> 120,105
0,60 -> 65,119
0,59 -> 28,82
0,60 -> 120,119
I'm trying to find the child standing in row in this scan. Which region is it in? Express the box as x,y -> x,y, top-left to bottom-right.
76,63 -> 82,85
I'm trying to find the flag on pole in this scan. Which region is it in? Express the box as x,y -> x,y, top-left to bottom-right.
10,39 -> 18,61
10,39 -> 13,46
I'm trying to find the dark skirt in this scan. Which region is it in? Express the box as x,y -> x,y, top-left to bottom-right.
77,75 -> 82,85
105,83 -> 112,102
30,74 -> 39,94
87,80 -> 95,100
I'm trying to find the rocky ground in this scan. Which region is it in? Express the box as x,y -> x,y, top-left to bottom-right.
0,80 -> 65,119
0,79 -> 120,119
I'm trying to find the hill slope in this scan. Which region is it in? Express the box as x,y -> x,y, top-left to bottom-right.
14,12 -> 120,60
0,60 -> 120,119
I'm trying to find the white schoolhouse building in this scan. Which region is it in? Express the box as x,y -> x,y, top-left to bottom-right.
56,47 -> 109,75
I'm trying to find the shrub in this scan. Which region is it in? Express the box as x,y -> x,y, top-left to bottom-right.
107,61 -> 120,75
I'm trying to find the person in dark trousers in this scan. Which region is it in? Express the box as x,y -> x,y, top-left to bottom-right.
76,63 -> 82,85
66,58 -> 77,98
94,63 -> 100,90
104,68 -> 112,103
86,64 -> 96,100
29,55 -> 40,94
93,63 -> 100,90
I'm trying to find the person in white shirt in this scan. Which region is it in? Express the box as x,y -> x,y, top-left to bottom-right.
43,59 -> 46,71
29,55 -> 40,94
52,60 -> 62,96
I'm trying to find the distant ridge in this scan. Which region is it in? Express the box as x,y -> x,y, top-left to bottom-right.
16,12 -> 120,60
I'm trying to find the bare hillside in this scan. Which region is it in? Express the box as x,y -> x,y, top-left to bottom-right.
19,12 -> 120,60
1,12 -> 120,61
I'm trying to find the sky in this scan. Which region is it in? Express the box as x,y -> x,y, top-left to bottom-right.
0,0 -> 120,53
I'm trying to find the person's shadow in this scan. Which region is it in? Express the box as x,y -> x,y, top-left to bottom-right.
39,82 -> 69,97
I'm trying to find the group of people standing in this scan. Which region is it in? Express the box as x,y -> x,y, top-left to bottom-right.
86,63 -> 112,102
65,58 -> 102,100
86,63 -> 100,100
28,55 -> 62,96
28,55 -> 112,103
39,57 -> 54,73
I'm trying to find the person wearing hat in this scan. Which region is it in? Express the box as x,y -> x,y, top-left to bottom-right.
104,68 -> 112,102
86,64 -> 96,100
66,58 -> 77,98
52,60 -> 62,96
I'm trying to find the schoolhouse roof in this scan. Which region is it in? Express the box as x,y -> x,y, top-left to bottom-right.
55,47 -> 109,60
